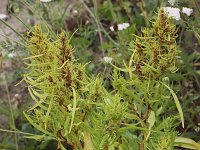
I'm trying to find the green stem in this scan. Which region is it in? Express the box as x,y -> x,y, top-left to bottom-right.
0,128 -> 39,136
0,18 -> 26,41
3,71 -> 18,150
79,0 -> 119,46
20,0 -> 57,38
193,0 -> 200,15
139,0 -> 149,27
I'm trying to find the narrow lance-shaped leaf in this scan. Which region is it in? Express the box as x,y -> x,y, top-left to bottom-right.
69,87 -> 77,133
146,110 -> 155,140
160,82 -> 184,128
174,137 -> 200,149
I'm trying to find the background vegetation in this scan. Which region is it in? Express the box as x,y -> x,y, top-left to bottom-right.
0,0 -> 199,149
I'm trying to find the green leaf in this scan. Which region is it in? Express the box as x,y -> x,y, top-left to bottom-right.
126,113 -> 141,120
69,87 -> 77,133
83,131 -> 94,150
118,124 -> 146,133
23,54 -> 43,60
44,97 -> 53,130
28,87 -> 39,102
147,110 -> 155,128
23,134 -> 46,141
29,98 -> 47,111
99,134 -> 110,148
57,140 -> 67,150
23,112 -> 53,137
146,110 -> 155,140
28,87 -> 47,110
143,62 -> 159,73
160,82 -> 184,128
174,137 -> 200,149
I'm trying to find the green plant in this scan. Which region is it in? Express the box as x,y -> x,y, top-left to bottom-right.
22,8 -> 200,150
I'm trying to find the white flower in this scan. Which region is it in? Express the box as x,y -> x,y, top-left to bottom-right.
110,26 -> 114,31
118,23 -> 130,30
163,7 -> 181,20
110,23 -> 130,31
182,7 -> 193,16
40,0 -> 52,2
8,53 -> 16,58
0,14 -> 7,20
168,0 -> 176,6
195,126 -> 200,132
103,57 -> 113,63
73,10 -> 78,16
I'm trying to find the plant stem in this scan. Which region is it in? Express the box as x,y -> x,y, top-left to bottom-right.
79,0 -> 119,46
193,0 -> 200,15
0,128 -> 38,136
0,18 -> 26,41
92,0 -> 104,45
139,0 -> 149,27
60,2 -> 69,28
3,71 -> 18,150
